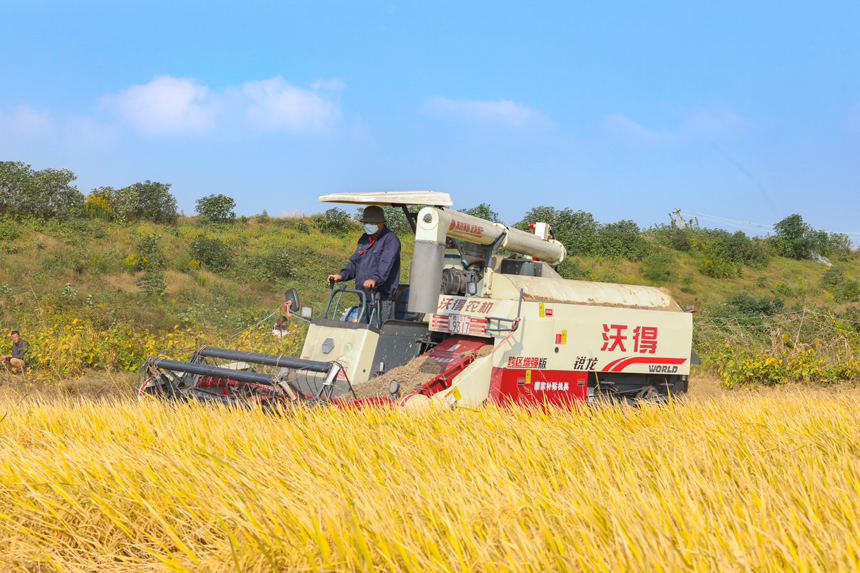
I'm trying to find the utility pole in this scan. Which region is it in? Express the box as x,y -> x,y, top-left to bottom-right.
673,208 -> 685,229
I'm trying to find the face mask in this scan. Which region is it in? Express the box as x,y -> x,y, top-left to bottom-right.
363,223 -> 379,235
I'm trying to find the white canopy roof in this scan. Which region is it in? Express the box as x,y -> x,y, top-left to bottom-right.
318,190 -> 453,207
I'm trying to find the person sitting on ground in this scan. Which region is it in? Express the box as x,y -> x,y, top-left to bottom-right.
327,206 -> 401,325
1,330 -> 29,374
272,315 -> 290,337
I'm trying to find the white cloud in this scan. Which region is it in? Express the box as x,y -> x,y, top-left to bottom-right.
242,76 -> 341,134
100,75 -> 343,137
0,106 -> 55,139
3,74 -> 346,147
603,104 -> 751,143
423,97 -> 553,128
102,76 -> 219,135
311,77 -> 346,91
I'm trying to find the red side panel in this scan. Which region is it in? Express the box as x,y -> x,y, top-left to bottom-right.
489,367 -> 587,407
414,336 -> 492,397
195,376 -> 289,401
334,336 -> 491,408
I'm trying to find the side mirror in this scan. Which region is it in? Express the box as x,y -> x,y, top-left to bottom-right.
284,288 -> 300,314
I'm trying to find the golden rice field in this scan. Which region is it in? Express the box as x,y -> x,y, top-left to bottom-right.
1,391 -> 860,572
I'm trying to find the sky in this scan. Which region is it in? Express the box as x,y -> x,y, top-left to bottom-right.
1,0 -> 859,236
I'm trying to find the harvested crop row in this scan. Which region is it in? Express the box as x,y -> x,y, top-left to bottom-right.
347,355 -> 442,400
1,393 -> 859,571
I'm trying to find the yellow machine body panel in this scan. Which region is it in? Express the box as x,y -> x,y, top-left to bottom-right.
432,353 -> 494,409
431,291 -> 693,377
300,322 -> 380,385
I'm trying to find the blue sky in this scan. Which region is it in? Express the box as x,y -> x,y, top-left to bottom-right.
2,1 -> 859,236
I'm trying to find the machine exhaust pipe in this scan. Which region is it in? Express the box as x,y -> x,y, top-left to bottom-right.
408,240 -> 447,314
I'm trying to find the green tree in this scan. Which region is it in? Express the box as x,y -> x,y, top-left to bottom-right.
646,218 -> 697,252
700,229 -> 769,269
112,185 -> 141,221
131,181 -> 178,224
84,181 -> 178,224
769,214 -> 840,260
0,161 -> 84,219
195,194 -> 237,223
828,233 -> 854,258
459,203 -> 501,223
515,206 -> 599,257
771,214 -> 814,259
0,161 -> 31,211
594,220 -> 650,261
314,207 -> 356,236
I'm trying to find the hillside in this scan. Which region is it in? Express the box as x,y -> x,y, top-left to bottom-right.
564,251 -> 860,313
0,214 -> 411,333
0,208 -> 858,383
3,213 -> 855,331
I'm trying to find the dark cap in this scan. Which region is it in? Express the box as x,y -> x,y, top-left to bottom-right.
360,206 -> 386,223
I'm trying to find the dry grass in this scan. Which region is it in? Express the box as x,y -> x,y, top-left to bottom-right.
2,391 -> 860,571
0,370 -> 139,401
569,250 -> 860,311
686,372 -> 725,399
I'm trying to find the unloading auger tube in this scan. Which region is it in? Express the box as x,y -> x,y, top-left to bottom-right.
408,207 -> 567,314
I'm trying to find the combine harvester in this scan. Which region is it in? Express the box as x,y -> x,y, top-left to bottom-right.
140,191 -> 698,409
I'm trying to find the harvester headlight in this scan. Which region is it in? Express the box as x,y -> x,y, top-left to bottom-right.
301,305 -> 313,319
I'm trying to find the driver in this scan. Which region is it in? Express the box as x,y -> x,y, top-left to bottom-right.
328,206 -> 401,324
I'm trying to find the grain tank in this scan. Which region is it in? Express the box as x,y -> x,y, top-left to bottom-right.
396,204 -> 694,409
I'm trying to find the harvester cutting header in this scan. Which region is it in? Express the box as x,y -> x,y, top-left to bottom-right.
140,191 -> 696,409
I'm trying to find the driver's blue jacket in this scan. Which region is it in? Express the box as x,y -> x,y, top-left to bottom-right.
339,226 -> 401,301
